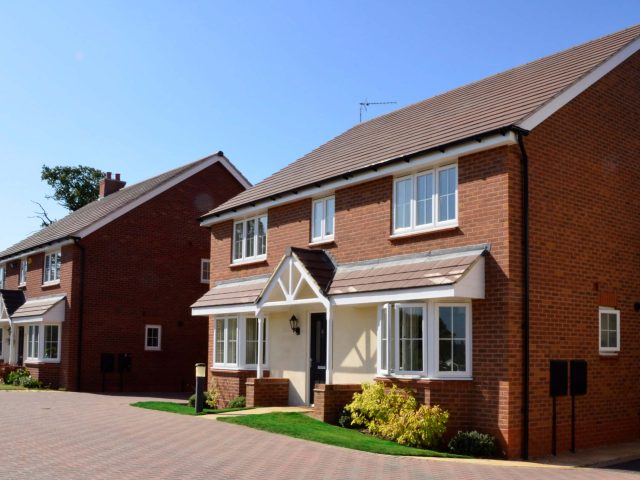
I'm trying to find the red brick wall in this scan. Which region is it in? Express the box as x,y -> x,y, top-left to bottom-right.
246,377 -> 289,407
523,51 -> 640,457
211,369 -> 269,406
312,383 -> 362,423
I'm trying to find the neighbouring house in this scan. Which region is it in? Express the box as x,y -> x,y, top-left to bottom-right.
0,152 -> 249,392
192,25 -> 640,458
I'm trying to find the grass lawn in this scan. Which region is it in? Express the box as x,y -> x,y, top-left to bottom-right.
0,384 -> 27,391
218,412 -> 464,458
131,401 -> 250,416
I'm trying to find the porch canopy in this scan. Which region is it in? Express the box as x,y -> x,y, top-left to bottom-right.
192,244 -> 487,384
10,294 -> 66,324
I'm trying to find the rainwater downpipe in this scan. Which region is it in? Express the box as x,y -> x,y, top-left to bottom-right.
74,238 -> 86,391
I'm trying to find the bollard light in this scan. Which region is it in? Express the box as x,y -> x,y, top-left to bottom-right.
194,363 -> 206,413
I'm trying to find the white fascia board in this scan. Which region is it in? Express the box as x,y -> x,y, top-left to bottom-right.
0,239 -> 75,264
77,155 -> 224,238
218,155 -> 252,189
191,304 -> 257,316
202,132 -> 518,226
330,285 -> 457,306
519,36 -> 640,131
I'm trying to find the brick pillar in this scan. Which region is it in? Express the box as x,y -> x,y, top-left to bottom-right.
246,378 -> 289,407
312,384 -> 362,423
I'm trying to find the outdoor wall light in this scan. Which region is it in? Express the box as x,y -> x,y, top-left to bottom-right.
289,315 -> 300,335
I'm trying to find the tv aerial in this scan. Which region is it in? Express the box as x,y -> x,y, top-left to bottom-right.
359,99 -> 397,122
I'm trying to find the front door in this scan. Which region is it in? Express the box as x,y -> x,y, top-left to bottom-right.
17,326 -> 24,366
309,312 -> 327,405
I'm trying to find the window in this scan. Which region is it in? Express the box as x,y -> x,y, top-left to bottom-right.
19,259 -> 28,286
599,307 -> 620,353
43,325 -> 60,360
43,251 -> 61,284
245,317 -> 267,365
437,305 -> 468,373
0,264 -> 5,289
311,196 -> 335,242
233,215 -> 267,262
0,328 -> 3,357
215,317 -> 238,365
378,302 -> 471,378
27,325 -> 39,359
145,325 -> 162,351
201,259 -> 211,284
393,164 -> 457,234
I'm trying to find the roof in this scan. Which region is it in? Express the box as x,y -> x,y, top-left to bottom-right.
12,294 -> 66,320
289,247 -> 335,293
0,290 -> 26,316
191,276 -> 269,309
328,250 -> 484,296
0,153 -> 249,261
206,24 -> 640,219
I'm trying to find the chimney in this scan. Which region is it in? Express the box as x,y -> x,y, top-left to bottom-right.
99,172 -> 126,198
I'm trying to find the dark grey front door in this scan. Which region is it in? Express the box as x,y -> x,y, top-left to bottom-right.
17,326 -> 24,366
309,312 -> 327,405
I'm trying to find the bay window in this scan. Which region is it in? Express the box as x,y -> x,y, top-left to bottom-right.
233,215 -> 267,263
24,323 -> 61,363
214,316 -> 267,369
393,164 -> 458,234
377,301 -> 471,378
311,196 -> 335,242
43,251 -> 61,284
27,325 -> 39,359
44,325 -> 60,360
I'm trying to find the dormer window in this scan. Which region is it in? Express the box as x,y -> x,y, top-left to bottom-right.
233,215 -> 267,263
393,164 -> 458,235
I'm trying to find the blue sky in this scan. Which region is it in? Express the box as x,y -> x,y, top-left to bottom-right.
1,1 -> 638,249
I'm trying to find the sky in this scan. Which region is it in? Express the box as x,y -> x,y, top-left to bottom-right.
0,1 -> 638,249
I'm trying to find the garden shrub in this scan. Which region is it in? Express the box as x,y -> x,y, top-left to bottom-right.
19,376 -> 43,389
338,408 -> 357,429
226,396 -> 246,408
188,391 -> 211,407
5,368 -> 31,385
345,382 -> 449,449
205,381 -> 221,409
448,430 -> 497,457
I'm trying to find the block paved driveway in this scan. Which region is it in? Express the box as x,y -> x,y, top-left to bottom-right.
0,391 -> 635,480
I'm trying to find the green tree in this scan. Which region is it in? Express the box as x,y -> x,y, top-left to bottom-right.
35,165 -> 105,226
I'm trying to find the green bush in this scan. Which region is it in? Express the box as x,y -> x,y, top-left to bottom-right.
19,376 -> 43,389
226,396 -> 246,408
448,430 -> 497,457
5,368 -> 31,385
188,391 -> 212,407
345,382 -> 449,449
338,408 -> 357,428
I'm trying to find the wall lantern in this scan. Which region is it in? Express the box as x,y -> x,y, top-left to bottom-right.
289,315 -> 300,335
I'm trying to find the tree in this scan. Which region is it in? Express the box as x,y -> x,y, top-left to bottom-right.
34,165 -> 105,227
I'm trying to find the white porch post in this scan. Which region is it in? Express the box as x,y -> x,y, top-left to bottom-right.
8,321 -> 14,365
385,304 -> 392,374
326,304 -> 333,385
257,314 -> 264,379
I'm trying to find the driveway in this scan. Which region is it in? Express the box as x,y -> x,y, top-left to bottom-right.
0,391 -> 636,480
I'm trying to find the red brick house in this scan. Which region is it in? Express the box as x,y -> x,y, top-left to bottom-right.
192,25 -> 640,458
0,153 -> 249,392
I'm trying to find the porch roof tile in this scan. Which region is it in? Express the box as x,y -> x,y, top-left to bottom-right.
191,276 -> 269,309
11,294 -> 66,319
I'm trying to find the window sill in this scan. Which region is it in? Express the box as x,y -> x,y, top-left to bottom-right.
200,280 -> 210,285
309,239 -> 335,247
599,351 -> 619,357
378,372 -> 472,381
42,280 -> 61,288
144,348 -> 161,352
390,224 -> 459,240
25,359 -> 61,365
230,258 -> 267,268
211,365 -> 269,372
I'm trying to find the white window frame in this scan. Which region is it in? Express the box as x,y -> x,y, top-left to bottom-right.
200,259 -> 211,284
213,315 -> 268,370
43,250 -> 61,285
376,300 -> 472,379
0,264 -> 5,289
599,307 -> 620,353
232,214 -> 268,264
0,327 -> 3,359
19,258 -> 28,286
392,163 -> 458,235
24,323 -> 61,364
311,195 -> 335,243
144,324 -> 162,351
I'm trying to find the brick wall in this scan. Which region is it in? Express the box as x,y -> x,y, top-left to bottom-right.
246,377 -> 289,407
312,384 -> 362,423
211,369 -> 269,406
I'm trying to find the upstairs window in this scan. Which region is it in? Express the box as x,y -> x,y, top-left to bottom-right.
599,307 -> 620,353
393,164 -> 458,234
201,259 -> 211,284
0,264 -> 5,289
233,215 -> 267,263
43,251 -> 61,284
19,259 -> 28,286
311,196 -> 335,243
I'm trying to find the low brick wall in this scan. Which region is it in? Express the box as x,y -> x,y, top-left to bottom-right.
210,369 -> 270,408
312,384 -> 362,423
246,377 -> 289,407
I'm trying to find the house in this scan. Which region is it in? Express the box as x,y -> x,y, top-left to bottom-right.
191,24 -> 640,458
0,152 -> 249,392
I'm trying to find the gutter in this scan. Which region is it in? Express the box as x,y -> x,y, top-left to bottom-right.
0,237 -> 76,264
73,238 -> 86,391
515,128 -> 531,460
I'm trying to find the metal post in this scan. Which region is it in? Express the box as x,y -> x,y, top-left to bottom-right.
195,363 -> 206,414
326,305 -> 332,385
257,316 -> 264,379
